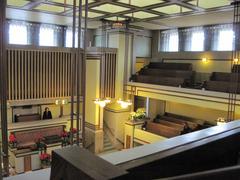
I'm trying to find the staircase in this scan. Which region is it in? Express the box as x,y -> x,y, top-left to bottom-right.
99,134 -> 118,155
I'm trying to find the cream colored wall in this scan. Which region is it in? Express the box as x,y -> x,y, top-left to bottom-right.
108,33 -> 133,99
148,99 -> 165,119
104,109 -> 129,143
85,60 -> 100,126
135,58 -> 150,72
134,129 -> 167,144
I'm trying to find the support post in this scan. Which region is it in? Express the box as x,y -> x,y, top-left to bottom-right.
76,0 -> 83,145
82,0 -> 88,147
70,0 -> 77,145
0,0 -> 8,177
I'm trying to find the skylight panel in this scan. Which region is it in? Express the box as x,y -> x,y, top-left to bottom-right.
91,4 -> 129,13
189,0 -> 230,9
152,4 -> 192,14
50,0 -> 95,6
118,0 -> 164,7
7,0 -> 29,7
35,4 -> 67,13
125,11 -> 158,19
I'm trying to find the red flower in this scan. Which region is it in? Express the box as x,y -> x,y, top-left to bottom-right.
61,131 -> 68,137
71,128 -> 77,134
40,153 -> 50,161
9,133 -> 16,143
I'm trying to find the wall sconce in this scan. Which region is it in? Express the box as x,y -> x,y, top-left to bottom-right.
233,58 -> 239,64
202,57 -> 208,63
117,99 -> 132,109
94,98 -> 111,108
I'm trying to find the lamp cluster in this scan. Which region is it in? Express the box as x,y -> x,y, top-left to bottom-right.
117,99 -> 132,109
94,98 -> 111,108
55,99 -> 68,105
94,98 -> 132,109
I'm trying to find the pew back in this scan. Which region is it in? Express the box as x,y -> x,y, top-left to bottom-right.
146,121 -> 182,138
162,116 -> 199,130
134,75 -> 185,87
148,63 -> 192,71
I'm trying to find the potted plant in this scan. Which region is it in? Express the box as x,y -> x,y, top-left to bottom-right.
9,133 -> 17,148
40,153 -> 51,168
36,136 -> 46,154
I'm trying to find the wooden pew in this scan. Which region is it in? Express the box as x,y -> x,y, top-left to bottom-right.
147,62 -> 192,71
205,81 -> 240,93
139,69 -> 194,80
162,116 -> 199,130
158,120 -> 185,131
146,121 -> 182,138
133,75 -> 185,87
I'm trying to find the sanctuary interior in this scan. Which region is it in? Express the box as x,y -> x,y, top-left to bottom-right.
1,0 -> 240,179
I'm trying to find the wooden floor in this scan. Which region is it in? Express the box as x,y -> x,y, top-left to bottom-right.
4,168 -> 50,180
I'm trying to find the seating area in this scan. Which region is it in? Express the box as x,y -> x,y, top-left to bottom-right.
131,62 -> 195,87
145,113 -> 210,138
205,71 -> 240,93
14,126 -> 63,149
131,62 -> 240,94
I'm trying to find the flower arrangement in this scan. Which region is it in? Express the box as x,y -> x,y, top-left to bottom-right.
129,108 -> 146,121
9,133 -> 17,148
39,153 -> 51,167
61,130 -> 70,146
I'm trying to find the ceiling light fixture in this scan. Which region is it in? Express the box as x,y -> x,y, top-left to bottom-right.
94,98 -> 111,108
117,99 -> 132,109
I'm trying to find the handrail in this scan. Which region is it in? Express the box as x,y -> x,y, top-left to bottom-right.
103,122 -> 124,146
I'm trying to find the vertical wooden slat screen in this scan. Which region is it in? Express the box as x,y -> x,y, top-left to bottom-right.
7,48 -> 74,100
101,52 -> 117,98
6,47 -> 117,101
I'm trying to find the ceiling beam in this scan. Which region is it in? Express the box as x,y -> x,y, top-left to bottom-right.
22,0 -> 46,10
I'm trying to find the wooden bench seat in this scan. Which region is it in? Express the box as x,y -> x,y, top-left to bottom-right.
158,120 -> 185,131
133,75 -> 185,87
146,121 -> 182,138
161,116 -> 199,130
147,62 -> 192,71
205,81 -> 240,93
210,72 -> 240,82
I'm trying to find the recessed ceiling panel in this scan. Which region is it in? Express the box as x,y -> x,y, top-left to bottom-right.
105,17 -> 126,21
125,11 -> 159,19
35,4 -> 67,13
118,0 -> 164,7
50,0 -> 95,6
189,0 -> 230,9
91,4 -> 130,13
7,0 -> 29,7
153,4 -> 192,14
